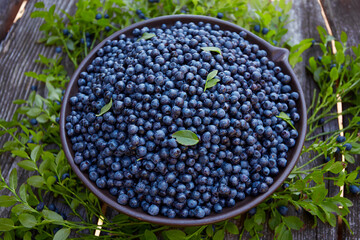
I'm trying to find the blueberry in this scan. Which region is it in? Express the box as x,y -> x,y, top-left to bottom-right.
36,202 -> 45,211
61,173 -> 70,181
216,12 -> 224,19
254,25 -> 261,32
55,47 -> 62,53
147,204 -> 160,216
336,135 -> 346,143
277,205 -> 288,216
63,29 -> 70,35
95,13 -> 102,20
48,203 -> 56,211
248,207 -> 256,216
30,85 -> 38,91
117,194 -> 129,205
262,28 -> 269,35
349,185 -> 360,194
344,143 -> 352,151
194,206 -> 205,218
30,118 -> 38,125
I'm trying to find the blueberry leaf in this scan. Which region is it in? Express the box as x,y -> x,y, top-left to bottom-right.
19,213 -> 37,228
206,70 -> 218,81
201,47 -> 222,55
204,78 -> 220,92
172,130 -> 199,146
144,229 -> 157,240
165,230 -> 186,240
138,32 -> 156,41
0,196 -> 18,207
53,228 -> 71,240
277,112 -> 295,129
0,218 -> 15,231
96,98 -> 112,117
283,216 -> 304,230
204,70 -> 219,91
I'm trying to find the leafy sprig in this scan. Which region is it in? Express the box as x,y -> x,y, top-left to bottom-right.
204,70 -> 219,92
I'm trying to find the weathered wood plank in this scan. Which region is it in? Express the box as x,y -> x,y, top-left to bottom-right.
320,1 -> 360,239
0,0 -> 24,41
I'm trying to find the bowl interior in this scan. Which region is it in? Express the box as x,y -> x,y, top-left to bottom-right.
60,15 -> 307,226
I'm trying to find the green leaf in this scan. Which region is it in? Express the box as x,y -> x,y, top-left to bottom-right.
206,70 -> 218,81
341,31 -> 348,43
27,175 -> 45,188
96,98 -> 112,117
205,225 -> 213,236
11,150 -> 29,159
24,232 -> 32,240
278,229 -> 292,240
19,184 -> 27,202
19,213 -> 37,228
27,108 -> 42,117
66,39 -> 75,51
201,47 -> 222,55
42,210 -> 63,221
0,218 -> 14,231
312,185 -> 328,203
213,229 -> 225,240
11,203 -> 34,216
165,230 -> 186,240
330,67 -> 339,81
283,216 -> 303,230
138,32 -> 156,41
18,160 -> 37,171
277,112 -> 295,129
144,229 -> 157,240
53,228 -> 71,240
311,170 -> 323,184
204,78 -> 220,91
326,161 -> 345,174
347,170 -> 358,182
9,168 -> 17,190
46,36 -> 60,45
226,221 -> 239,234
0,195 -> 18,207
34,2 -> 45,8
172,130 -> 199,146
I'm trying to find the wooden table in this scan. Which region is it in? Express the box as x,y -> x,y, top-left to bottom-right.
0,0 -> 359,239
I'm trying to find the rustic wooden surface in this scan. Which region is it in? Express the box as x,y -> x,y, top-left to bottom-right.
0,0 -> 359,239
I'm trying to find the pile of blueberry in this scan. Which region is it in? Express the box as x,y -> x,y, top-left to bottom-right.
65,21 -> 300,218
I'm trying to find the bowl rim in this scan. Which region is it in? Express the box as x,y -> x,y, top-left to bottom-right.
60,14 -> 307,226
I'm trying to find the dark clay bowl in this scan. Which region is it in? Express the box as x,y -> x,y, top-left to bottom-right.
60,15 -> 307,226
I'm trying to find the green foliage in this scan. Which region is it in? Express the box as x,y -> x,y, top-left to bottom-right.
0,0 -> 358,239
204,70 -> 219,91
172,130 -> 199,146
96,98 -> 112,117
